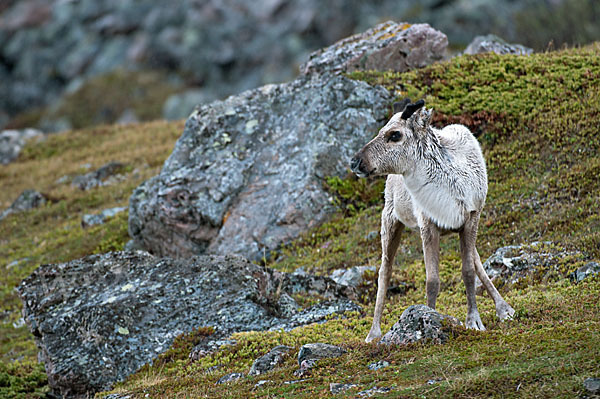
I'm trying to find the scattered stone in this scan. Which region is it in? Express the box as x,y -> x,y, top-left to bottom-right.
330,382 -> 357,394
357,386 -> 393,397
380,304 -> 461,346
297,343 -> 347,365
216,373 -> 244,385
253,380 -> 271,389
129,72 -> 390,261
81,206 -> 127,228
330,266 -> 376,287
18,252 -> 358,397
427,378 -> 442,385
248,345 -> 291,376
584,378 -> 600,395
365,231 -> 378,241
464,34 -> 533,56
116,109 -> 139,125
570,262 -> 600,283
72,161 -> 126,190
367,360 -> 390,371
301,21 -> 447,76
0,189 -> 47,221
284,379 -> 307,385
475,242 -> 584,293
0,128 -> 43,164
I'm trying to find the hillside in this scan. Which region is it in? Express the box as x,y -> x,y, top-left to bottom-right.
1,45 -> 599,398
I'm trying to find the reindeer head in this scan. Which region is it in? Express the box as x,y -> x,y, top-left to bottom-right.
350,99 -> 432,177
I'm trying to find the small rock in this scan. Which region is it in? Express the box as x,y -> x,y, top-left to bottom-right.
81,206 -> 127,228
216,372 -> 244,384
330,266 -> 376,287
72,161 -> 125,190
357,386 -> 393,397
248,345 -> 291,376
297,343 -> 347,366
253,380 -> 271,389
0,189 -> 47,221
367,360 -> 390,370
330,383 -> 357,394
584,378 -> 600,394
464,34 -> 533,56
570,262 -> 600,283
365,231 -> 378,241
283,379 -> 307,385
116,109 -> 139,125
380,304 -> 461,346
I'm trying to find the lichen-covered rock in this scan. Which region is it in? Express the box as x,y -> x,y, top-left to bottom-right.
300,21 -> 448,76
216,372 -> 244,385
464,34 -> 533,56
18,251 -> 359,398
0,128 -> 43,164
380,305 -> 461,346
128,73 -> 390,261
248,345 -> 291,376
297,343 -> 347,366
570,262 -> 600,283
0,189 -> 47,221
330,382 -> 357,394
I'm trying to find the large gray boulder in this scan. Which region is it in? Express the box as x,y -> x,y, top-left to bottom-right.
300,21 -> 448,76
0,128 -> 43,164
128,73 -> 390,261
464,34 -> 532,56
18,251 -> 359,398
0,189 -> 47,221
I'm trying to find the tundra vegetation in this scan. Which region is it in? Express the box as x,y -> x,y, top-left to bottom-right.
1,45 -> 599,398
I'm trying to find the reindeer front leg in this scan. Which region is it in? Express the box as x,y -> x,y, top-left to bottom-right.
460,211 -> 486,330
473,248 -> 515,321
366,204 -> 403,343
420,218 -> 440,309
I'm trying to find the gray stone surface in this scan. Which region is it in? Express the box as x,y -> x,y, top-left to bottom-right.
367,360 -> 390,371
380,304 -> 461,346
128,73 -> 390,261
0,189 -> 47,221
475,242 -> 584,292
297,343 -> 347,366
464,34 -> 533,56
248,345 -> 291,376
570,262 -> 600,283
330,382 -> 357,394
216,372 -> 244,385
81,206 -> 127,228
357,386 -> 393,397
18,251 -> 359,398
301,21 -> 448,76
330,265 -> 376,287
584,378 -> 600,394
72,161 -> 125,190
0,128 -> 43,164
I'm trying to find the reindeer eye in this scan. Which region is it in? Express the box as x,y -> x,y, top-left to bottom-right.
388,130 -> 403,142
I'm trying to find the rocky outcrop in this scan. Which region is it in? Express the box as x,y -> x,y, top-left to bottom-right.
380,305 -> 461,346
464,34 -> 533,56
0,128 -> 43,164
0,189 -> 47,221
81,206 -> 127,228
128,73 -> 390,261
330,266 -> 376,287
300,22 -> 448,76
18,251 -> 359,398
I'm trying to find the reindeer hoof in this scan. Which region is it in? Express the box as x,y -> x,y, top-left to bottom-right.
497,301 -> 516,321
465,313 -> 486,331
365,328 -> 382,343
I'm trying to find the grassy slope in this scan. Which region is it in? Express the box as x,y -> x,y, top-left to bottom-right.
1,45 -> 599,398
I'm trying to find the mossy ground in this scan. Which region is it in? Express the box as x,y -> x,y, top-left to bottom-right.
2,45 -> 599,398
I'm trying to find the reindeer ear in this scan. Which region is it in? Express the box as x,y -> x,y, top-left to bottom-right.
410,107 -> 433,130
401,99 -> 425,120
393,98 -> 411,114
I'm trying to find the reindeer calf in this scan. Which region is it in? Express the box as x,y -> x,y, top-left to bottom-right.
351,99 -> 515,343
